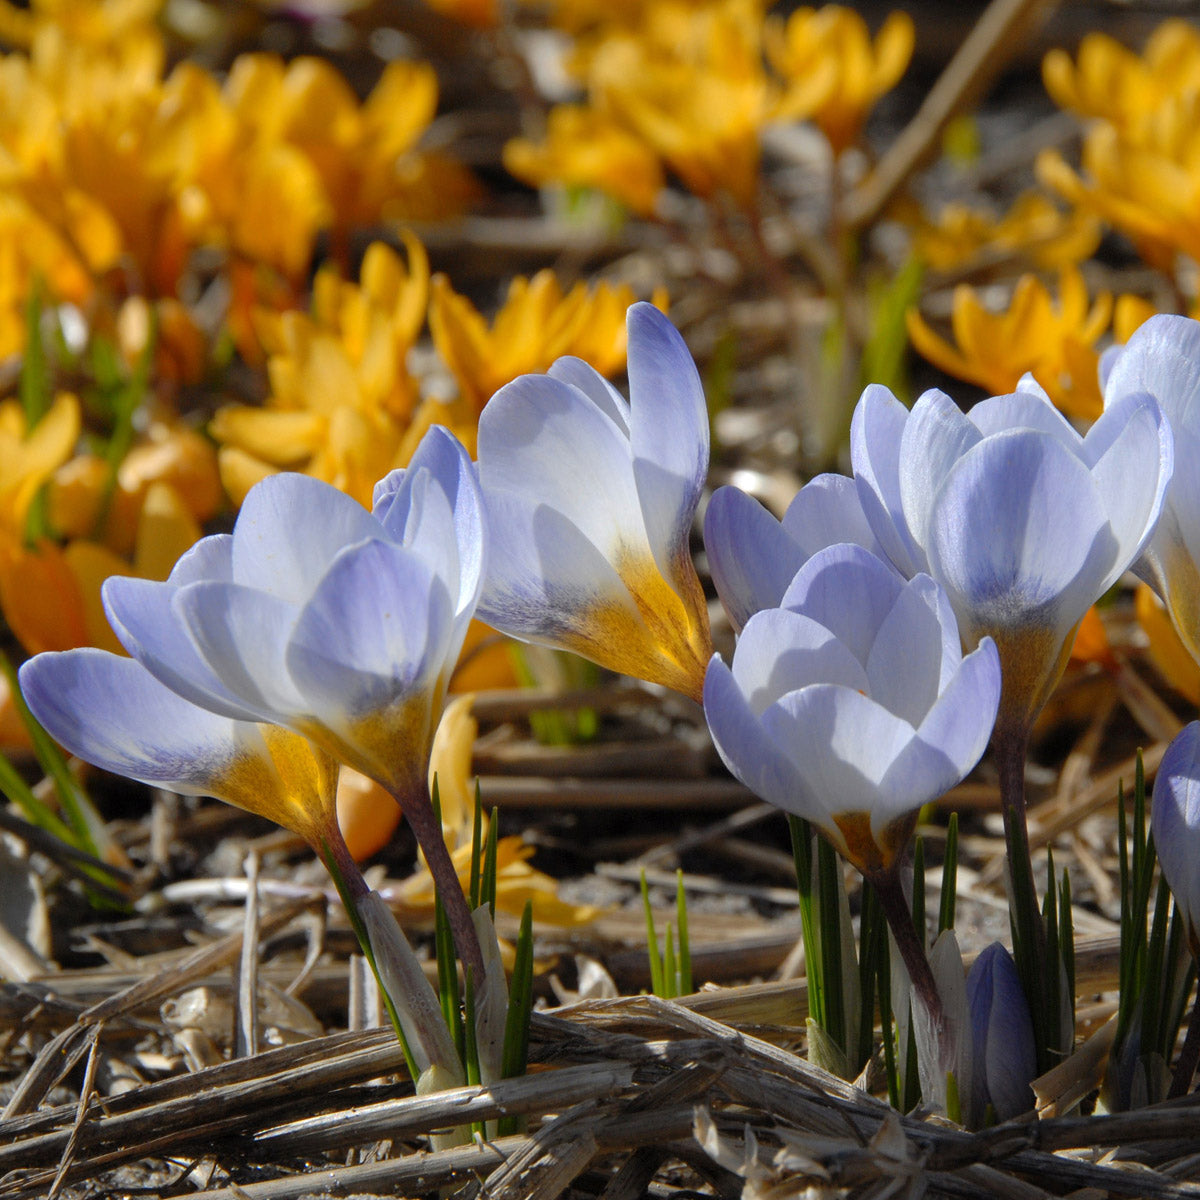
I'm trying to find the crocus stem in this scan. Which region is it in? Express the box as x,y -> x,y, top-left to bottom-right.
316,829 -> 419,1079
396,786 -> 487,985
870,867 -> 945,1035
1169,983 -> 1200,1099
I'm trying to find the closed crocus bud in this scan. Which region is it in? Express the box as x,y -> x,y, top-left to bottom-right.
1103,315 -> 1200,665
475,303 -> 712,702
1151,722 -> 1200,957
704,475 -> 887,633
703,543 -> 1001,877
966,942 -> 1037,1125
851,379 -> 1172,737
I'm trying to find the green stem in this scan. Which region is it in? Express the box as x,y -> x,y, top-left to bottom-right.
394,784 -> 486,985
318,830 -> 419,1080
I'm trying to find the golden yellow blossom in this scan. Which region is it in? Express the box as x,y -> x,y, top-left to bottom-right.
212,236 -> 455,507
0,392 -> 78,551
504,105 -> 665,217
906,269 -> 1110,419
430,270 -> 667,411
766,5 -> 913,155
1038,96 -> 1200,273
581,0 -> 772,210
908,191 -> 1101,273
1043,21 -> 1200,136
1137,583 -> 1200,706
224,55 -> 476,247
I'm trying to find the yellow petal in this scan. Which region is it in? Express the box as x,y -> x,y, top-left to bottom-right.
1137,583 -> 1200,705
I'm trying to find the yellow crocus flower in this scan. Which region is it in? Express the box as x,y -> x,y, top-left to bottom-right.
906,269 -> 1111,420
430,269 -> 667,412
1043,21 -> 1200,137
909,191 -> 1101,273
504,105 -> 665,217
766,5 -> 914,155
212,236 -> 445,507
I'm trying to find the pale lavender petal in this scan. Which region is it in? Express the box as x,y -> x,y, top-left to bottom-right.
173,581 -> 307,717
896,637 -> 1000,800
627,304 -> 709,584
231,472 -> 383,604
899,389 -> 981,552
780,473 -> 883,560
850,384 -> 927,577
476,487 -> 645,642
703,655 -> 810,817
102,576 -> 267,723
548,356 -> 631,434
762,685 -> 917,820
478,372 -> 647,564
1152,721 -> 1200,939
1105,314 -> 1200,432
927,431 -> 1113,641
19,650 -> 253,795
732,607 -> 868,715
372,427 -> 485,616
286,538 -> 457,720
167,533 -> 233,585
781,543 -> 906,667
968,388 -> 1081,448
865,575 -> 957,725
704,486 -> 806,631
1084,390 -> 1173,590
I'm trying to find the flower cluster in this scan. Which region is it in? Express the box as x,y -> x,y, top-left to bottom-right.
1039,20 -> 1200,280
0,2 -> 471,359
504,0 -> 913,214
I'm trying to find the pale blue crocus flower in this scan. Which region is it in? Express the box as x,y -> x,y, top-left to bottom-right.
703,543 -> 1000,879
851,378 -> 1173,744
703,542 -> 1001,1087
966,942 -> 1037,1126
475,302 -> 712,702
704,475 -> 887,633
25,425 -> 488,978
1103,314 -> 1200,666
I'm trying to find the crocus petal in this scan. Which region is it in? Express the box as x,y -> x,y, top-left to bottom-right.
231,472 -> 383,604
548,356 -> 631,433
102,575 -> 268,723
780,473 -> 882,560
18,649 -> 340,845
372,426 -> 485,618
732,607 -> 868,714
703,654 -> 810,818
967,388 -> 1080,447
967,942 -> 1037,1124
1083,390 -> 1172,588
167,532 -> 234,585
478,373 -> 647,568
865,575 -> 958,726
781,543 -> 905,667
850,384 -> 928,577
288,538 -> 456,715
173,581 -> 308,716
1152,721 -> 1200,943
627,303 -> 709,584
704,485 -> 807,631
898,388 -> 981,552
927,431 -> 1113,641
879,637 -> 1000,830
762,685 -> 918,832
1105,314 -> 1200,435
